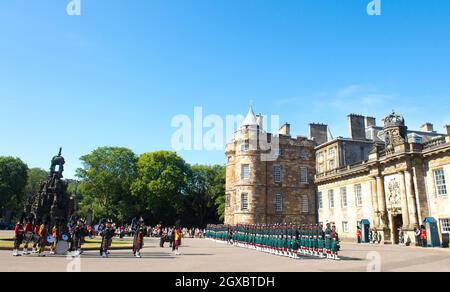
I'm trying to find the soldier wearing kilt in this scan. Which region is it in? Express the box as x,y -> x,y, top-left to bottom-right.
71,219 -> 87,257
132,217 -> 145,258
37,221 -> 48,257
317,224 -> 325,258
331,225 -> 340,260
324,223 -> 332,259
13,215 -> 25,257
23,215 -> 35,256
100,220 -> 115,258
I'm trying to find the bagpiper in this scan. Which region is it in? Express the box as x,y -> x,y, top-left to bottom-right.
100,219 -> 115,258
132,217 -> 145,258
71,218 -> 87,257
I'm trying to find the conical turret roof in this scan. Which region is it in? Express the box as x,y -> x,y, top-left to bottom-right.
241,106 -> 258,127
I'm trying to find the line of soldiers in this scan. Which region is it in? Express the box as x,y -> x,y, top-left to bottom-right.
206,223 -> 340,260
12,214 -> 147,258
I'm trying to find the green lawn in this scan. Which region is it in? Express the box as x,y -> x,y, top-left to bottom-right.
0,237 -> 132,249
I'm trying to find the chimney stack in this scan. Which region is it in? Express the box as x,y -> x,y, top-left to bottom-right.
348,114 -> 366,140
365,116 -> 376,128
309,123 -> 328,145
421,123 -> 434,132
279,123 -> 291,136
444,125 -> 450,136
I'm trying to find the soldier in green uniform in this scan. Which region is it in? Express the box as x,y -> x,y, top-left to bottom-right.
317,224 -> 325,258
324,223 -> 332,259
331,224 -> 340,260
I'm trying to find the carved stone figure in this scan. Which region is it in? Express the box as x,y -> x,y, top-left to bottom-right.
24,149 -> 73,231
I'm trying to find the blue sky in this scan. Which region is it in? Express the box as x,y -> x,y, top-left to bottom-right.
1,0 -> 449,178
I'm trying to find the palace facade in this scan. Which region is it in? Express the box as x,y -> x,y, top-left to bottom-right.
315,113 -> 450,245
224,107 -> 450,246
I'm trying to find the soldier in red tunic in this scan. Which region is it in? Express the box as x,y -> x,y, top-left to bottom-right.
13,215 -> 25,257
23,215 -> 35,256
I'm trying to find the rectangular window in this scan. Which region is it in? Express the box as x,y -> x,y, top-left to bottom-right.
434,169 -> 448,197
317,192 -> 323,209
329,159 -> 336,170
355,184 -> 363,206
242,140 -> 250,152
341,187 -> 348,208
275,194 -> 283,213
300,167 -> 308,184
318,164 -> 324,173
242,164 -> 250,180
274,165 -> 282,183
440,219 -> 450,234
342,222 -> 349,233
225,194 -> 231,207
328,148 -> 335,157
241,193 -> 249,211
328,190 -> 335,209
301,195 -> 309,213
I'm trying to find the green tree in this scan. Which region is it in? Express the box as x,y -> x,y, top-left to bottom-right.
25,168 -> 48,195
0,157 -> 28,221
76,147 -> 137,223
184,164 -> 225,227
131,151 -> 191,225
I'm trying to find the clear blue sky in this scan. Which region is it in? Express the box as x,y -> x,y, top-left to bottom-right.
1,0 -> 449,178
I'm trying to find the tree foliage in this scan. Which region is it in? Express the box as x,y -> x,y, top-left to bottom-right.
76,147 -> 137,223
0,157 -> 28,220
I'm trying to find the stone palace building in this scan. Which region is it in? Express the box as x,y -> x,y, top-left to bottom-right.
225,107 -> 450,246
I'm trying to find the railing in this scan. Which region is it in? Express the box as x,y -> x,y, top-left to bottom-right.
423,136 -> 447,150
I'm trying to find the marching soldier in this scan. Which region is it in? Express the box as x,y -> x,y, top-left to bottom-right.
100,220 -> 115,258
132,217 -> 146,258
71,218 -> 87,257
23,215 -> 34,256
13,215 -> 25,257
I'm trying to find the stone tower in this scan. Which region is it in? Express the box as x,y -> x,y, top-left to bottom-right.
225,107 -> 318,225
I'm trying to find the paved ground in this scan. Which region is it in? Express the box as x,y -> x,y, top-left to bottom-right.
1,230 -> 449,272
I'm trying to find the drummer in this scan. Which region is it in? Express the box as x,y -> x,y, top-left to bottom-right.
37,221 -> 48,257
23,216 -> 34,256
49,223 -> 59,255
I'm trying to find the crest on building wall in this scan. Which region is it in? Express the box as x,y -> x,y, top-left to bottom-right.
387,177 -> 401,206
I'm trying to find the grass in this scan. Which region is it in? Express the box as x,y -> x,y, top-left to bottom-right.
0,236 -> 133,249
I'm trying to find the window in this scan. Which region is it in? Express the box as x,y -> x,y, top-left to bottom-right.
242,164 -> 250,180
242,140 -> 250,152
300,167 -> 308,184
317,192 -> 323,209
328,148 -> 336,157
440,219 -> 450,234
241,193 -> 249,211
301,195 -> 309,213
342,222 -> 349,233
277,149 -> 283,156
318,164 -> 324,174
275,194 -> 283,213
328,190 -> 335,209
329,159 -> 336,170
434,169 -> 448,197
225,194 -> 231,207
340,187 -> 348,208
355,184 -> 363,206
274,165 -> 282,183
